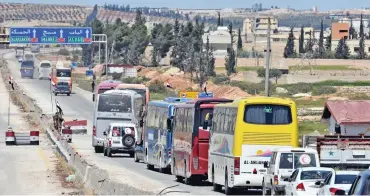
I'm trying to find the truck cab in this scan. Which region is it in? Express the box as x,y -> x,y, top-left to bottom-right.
53,82 -> 71,96
262,147 -> 320,195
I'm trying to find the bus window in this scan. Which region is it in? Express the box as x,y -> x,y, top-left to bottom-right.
126,88 -> 146,103
200,108 -> 213,127
97,94 -> 132,113
244,104 -> 292,125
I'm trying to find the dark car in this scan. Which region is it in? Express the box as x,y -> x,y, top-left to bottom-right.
336,169 -> 370,195
54,82 -> 71,96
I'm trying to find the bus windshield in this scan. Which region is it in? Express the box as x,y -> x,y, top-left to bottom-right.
21,61 -> 34,67
244,104 -> 292,125
56,70 -> 71,77
40,63 -> 51,68
98,94 -> 132,113
125,88 -> 146,103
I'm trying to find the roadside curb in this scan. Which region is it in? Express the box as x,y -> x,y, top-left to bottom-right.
0,53 -> 159,195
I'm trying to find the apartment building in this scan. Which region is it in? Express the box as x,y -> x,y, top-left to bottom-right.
331,22 -> 349,40
243,16 -> 278,39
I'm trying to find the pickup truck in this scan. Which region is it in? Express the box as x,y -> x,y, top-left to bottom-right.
54,82 -> 71,96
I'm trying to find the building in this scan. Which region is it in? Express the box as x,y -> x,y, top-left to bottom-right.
321,101 -> 370,136
331,22 -> 349,41
243,16 -> 278,38
338,17 -> 369,37
332,39 -> 370,55
0,26 -> 10,48
202,26 -> 231,57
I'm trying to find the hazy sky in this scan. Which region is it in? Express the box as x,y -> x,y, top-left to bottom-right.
2,0 -> 370,10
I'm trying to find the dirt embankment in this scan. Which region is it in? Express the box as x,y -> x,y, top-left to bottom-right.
136,66 -> 249,99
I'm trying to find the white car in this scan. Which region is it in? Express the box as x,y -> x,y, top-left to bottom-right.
103,122 -> 137,157
284,167 -> 334,196
316,170 -> 359,196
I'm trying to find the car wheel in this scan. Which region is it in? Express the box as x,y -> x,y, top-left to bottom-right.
67,93 -> 70,96
107,148 -> 112,157
103,146 -> 107,156
54,93 -> 57,96
134,152 -> 139,162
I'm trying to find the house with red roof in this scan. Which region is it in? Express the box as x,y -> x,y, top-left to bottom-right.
321,100 -> 370,136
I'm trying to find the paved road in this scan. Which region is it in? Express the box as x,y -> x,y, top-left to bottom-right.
4,51 -> 261,195
0,59 -> 76,194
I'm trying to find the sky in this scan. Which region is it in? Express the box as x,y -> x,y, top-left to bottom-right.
2,0 -> 370,11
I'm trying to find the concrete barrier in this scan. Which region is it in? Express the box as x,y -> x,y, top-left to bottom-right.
1,53 -> 185,195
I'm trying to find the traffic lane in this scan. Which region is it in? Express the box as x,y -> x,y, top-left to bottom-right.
6,53 -> 261,195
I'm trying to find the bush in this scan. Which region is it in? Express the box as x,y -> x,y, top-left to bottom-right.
312,86 -> 337,95
211,74 -> 229,85
149,80 -> 167,94
58,48 -> 70,56
283,83 -> 313,95
121,76 -> 150,84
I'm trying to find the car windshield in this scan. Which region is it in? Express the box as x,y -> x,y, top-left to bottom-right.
21,61 -> 34,67
279,153 -> 317,169
40,63 -> 51,68
335,174 -> 357,184
300,170 -> 331,180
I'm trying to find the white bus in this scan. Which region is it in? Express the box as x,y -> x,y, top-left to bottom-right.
38,60 -> 52,80
92,89 -> 144,153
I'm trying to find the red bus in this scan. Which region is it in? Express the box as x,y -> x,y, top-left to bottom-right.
171,98 -> 233,185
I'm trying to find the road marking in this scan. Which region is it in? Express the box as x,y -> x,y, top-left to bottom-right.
38,146 -> 50,169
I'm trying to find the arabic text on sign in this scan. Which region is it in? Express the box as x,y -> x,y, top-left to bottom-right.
11,29 -> 30,35
41,37 -> 58,43
68,37 -> 84,43
244,160 -> 266,164
11,37 -> 30,42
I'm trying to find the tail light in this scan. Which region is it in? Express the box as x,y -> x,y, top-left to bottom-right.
93,126 -> 96,136
330,188 -> 339,195
273,175 -> 278,185
6,131 -> 15,137
234,157 -> 240,175
193,157 -> 199,170
108,139 -> 112,147
30,131 -> 39,136
253,168 -> 257,174
296,183 -> 305,191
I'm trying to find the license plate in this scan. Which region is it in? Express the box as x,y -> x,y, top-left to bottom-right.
353,150 -> 365,156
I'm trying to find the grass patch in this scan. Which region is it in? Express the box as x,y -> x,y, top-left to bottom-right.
289,65 -> 358,71
215,66 -> 261,72
294,98 -> 326,108
299,121 -> 328,135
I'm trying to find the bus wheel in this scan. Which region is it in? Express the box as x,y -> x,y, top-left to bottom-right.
224,169 -> 234,195
212,166 -> 221,192
147,163 -> 154,170
67,93 -> 70,96
176,176 -> 184,182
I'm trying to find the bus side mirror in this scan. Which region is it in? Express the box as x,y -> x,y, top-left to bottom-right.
166,118 -> 171,130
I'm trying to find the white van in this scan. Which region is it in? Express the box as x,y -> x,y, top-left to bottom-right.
262,147 -> 320,195
38,60 -> 52,80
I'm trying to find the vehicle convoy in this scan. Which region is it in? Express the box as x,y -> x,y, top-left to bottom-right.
53,81 -> 71,96
51,67 -> 72,92
93,80 -> 121,101
171,98 -> 233,184
316,170 -> 359,196
38,60 -> 52,80
263,148 -> 320,195
208,97 -> 299,194
103,122 -> 137,157
284,167 -> 333,196
20,60 -> 35,78
144,97 -> 193,173
92,89 -> 144,153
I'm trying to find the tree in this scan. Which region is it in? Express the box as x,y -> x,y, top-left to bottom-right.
299,26 -> 305,53
360,14 -> 364,37
237,28 -> 243,50
358,14 -> 366,59
151,24 -> 174,66
224,23 -> 236,77
217,12 -> 221,26
305,30 -> 314,53
205,36 -> 216,77
257,68 -> 282,84
349,19 -> 355,39
318,19 -> 325,57
284,27 -> 296,58
335,37 -> 350,59
325,33 -> 332,50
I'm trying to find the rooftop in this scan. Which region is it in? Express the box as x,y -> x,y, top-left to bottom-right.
321,100 -> 370,125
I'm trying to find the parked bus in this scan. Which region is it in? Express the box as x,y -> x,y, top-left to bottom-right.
144,97 -> 193,173
116,83 -> 149,104
93,80 -> 121,101
51,67 -> 72,92
38,60 -> 52,80
92,89 -> 144,153
20,60 -> 35,78
208,97 -> 298,194
171,98 -> 233,184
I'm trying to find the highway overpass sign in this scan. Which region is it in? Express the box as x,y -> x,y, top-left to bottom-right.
9,27 -> 92,44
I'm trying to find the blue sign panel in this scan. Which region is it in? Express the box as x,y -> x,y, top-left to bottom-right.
198,92 -> 214,98
9,27 -> 92,44
86,70 -> 93,77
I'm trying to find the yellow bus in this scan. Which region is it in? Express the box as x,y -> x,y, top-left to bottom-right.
207,97 -> 298,194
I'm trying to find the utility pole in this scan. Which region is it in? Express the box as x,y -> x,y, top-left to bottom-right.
264,17 -> 271,97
